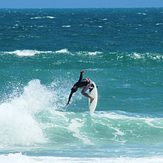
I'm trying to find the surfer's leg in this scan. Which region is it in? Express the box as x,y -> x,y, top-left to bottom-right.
81,84 -> 94,103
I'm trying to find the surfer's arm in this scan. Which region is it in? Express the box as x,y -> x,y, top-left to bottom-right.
78,70 -> 85,82
67,91 -> 74,105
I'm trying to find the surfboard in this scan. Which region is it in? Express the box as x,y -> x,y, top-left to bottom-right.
88,81 -> 98,113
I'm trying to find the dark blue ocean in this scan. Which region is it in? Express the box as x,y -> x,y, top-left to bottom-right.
0,8 -> 163,163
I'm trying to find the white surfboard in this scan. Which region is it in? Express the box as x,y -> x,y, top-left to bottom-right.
88,81 -> 98,113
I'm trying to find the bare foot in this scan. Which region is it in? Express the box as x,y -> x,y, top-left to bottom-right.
90,97 -> 94,104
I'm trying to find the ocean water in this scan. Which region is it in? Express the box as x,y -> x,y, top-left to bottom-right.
0,8 -> 163,163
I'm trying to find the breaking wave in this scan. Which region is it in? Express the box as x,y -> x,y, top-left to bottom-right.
0,79 -> 163,148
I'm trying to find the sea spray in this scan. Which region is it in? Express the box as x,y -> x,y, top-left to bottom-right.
0,80 -> 54,146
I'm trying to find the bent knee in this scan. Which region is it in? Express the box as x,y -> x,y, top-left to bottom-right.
81,88 -> 87,95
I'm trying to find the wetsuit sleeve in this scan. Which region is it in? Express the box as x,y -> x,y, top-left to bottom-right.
67,91 -> 74,105
77,72 -> 83,82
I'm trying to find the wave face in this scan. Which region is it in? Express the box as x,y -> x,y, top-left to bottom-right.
0,80 -> 163,150
0,8 -> 163,161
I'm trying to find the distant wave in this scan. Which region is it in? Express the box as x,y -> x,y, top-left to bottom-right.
2,49 -> 71,56
30,16 -> 56,20
62,25 -> 71,28
106,52 -> 163,62
76,51 -> 103,56
1,49 -> 102,57
156,23 -> 163,26
1,50 -> 163,63
88,51 -> 103,56
137,12 -> 147,16
3,50 -> 52,56
55,48 -> 70,54
128,52 -> 163,61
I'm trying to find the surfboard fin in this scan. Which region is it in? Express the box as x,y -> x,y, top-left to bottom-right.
89,84 -> 94,92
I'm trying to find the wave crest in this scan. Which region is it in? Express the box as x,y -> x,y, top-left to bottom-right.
0,79 -> 55,147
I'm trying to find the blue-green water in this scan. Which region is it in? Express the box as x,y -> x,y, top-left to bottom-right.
0,8 -> 163,162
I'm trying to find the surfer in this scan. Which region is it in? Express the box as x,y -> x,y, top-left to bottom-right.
66,70 -> 94,105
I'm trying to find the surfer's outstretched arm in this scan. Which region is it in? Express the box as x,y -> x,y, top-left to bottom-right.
67,91 -> 74,105
67,70 -> 85,106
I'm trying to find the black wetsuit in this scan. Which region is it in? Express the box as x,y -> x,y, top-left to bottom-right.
67,72 -> 90,105
73,73 -> 90,89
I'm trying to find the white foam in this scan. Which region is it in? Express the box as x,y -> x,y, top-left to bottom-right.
9,50 -> 40,56
88,51 -> 102,56
94,111 -> 131,120
55,49 -> 70,54
46,16 -> 56,19
131,53 -> 142,59
0,80 -> 55,147
94,111 -> 162,125
156,23 -> 163,26
145,118 -> 163,129
110,126 -> 126,144
102,18 -> 108,21
1,153 -> 163,163
62,25 -> 71,28
31,16 -> 56,19
19,80 -> 54,113
149,54 -> 163,60
68,119 -> 92,145
4,50 -> 52,57
137,12 -> 147,15
128,52 -> 163,61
